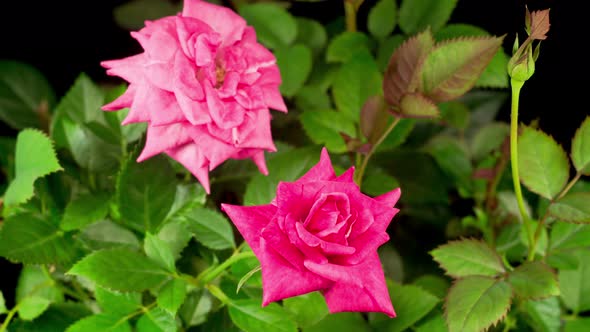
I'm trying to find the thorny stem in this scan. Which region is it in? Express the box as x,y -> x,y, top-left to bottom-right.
355,117 -> 401,187
529,171 -> 583,259
509,78 -> 535,260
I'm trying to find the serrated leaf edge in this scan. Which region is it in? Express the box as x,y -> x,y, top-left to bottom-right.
443,276 -> 513,332
430,237 -> 506,278
507,261 -> 559,301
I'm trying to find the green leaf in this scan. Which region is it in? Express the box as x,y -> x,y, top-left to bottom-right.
68,248 -> 170,292
559,249 -> 590,313
446,276 -> 513,332
178,289 -> 214,327
508,261 -> 559,300
300,110 -> 356,153
50,73 -> 106,145
0,60 -> 55,129
95,286 -> 142,316
3,129 -> 62,206
294,86 -> 332,111
368,0 -> 397,39
228,299 -> 297,332
549,222 -> 590,252
238,3 -> 297,49
326,32 -> 371,63
7,303 -> 91,332
413,275 -> 450,300
415,314 -> 447,332
377,35 -> 405,72
332,53 -> 381,121
439,101 -> 470,130
164,183 -> 207,222
244,147 -> 320,205
303,312 -> 371,332
371,281 -> 439,332
295,18 -> 327,56
157,219 -> 193,260
117,155 -> 177,233
470,122 -> 509,161
16,266 -> 63,304
61,118 -> 122,172
18,296 -> 51,321
144,233 -> 176,272
0,213 -> 79,265
430,239 -> 505,278
549,193 -> 590,223
565,317 -> 590,332
78,220 -> 140,250
283,292 -> 329,328
434,24 -> 509,88
518,126 -> 570,199
398,93 -> 440,118
421,36 -> 505,102
427,136 -> 472,192
383,29 -> 434,107
157,279 -> 187,316
398,0 -> 457,34
362,169 -> 400,197
276,44 -> 313,97
114,0 -> 181,30
136,307 -> 177,332
572,117 -> 590,174
0,290 -> 6,314
378,118 -> 415,151
61,193 -> 111,231
66,313 -> 133,332
520,297 -> 561,332
184,208 -> 235,250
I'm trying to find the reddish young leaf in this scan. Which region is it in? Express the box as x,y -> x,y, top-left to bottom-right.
421,35 -> 505,103
528,7 -> 551,40
360,95 -> 390,144
383,29 -> 434,107
397,93 -> 440,118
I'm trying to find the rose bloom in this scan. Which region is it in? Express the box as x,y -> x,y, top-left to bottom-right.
101,0 -> 286,193
222,148 -> 400,317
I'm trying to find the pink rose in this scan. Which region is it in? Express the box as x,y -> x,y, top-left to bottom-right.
101,0 -> 287,193
222,148 -> 400,317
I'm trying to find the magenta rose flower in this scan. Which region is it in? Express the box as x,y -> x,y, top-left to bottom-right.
101,0 -> 287,193
222,148 -> 400,317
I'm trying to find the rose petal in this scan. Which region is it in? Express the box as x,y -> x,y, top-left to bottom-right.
221,203 -> 277,257
138,122 -> 193,162
102,84 -> 136,111
304,253 -> 395,317
182,0 -> 247,46
296,147 -> 336,183
374,188 -> 402,207
295,223 -> 355,256
335,167 -> 355,183
260,85 -> 287,113
261,218 -> 305,269
101,54 -> 146,83
165,143 -> 211,193
259,238 -> 331,306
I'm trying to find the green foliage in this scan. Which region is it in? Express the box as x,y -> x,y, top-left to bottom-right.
68,248 -> 170,291
445,276 -> 513,332
398,0 -> 457,34
238,3 -> 297,49
367,0 -> 397,39
183,208 -> 236,250
549,193 -> 590,223
300,110 -> 356,153
508,261 -> 560,300
61,193 -> 111,231
430,239 -> 505,277
572,117 -> 590,174
0,60 -> 55,129
3,129 -> 62,207
518,126 -> 570,199
326,32 -> 371,63
117,155 -> 177,233
228,299 -> 298,332
157,279 -> 187,316
276,44 -> 313,97
283,292 -> 329,328
65,313 -> 133,332
371,281 -> 439,332
559,249 -> 590,313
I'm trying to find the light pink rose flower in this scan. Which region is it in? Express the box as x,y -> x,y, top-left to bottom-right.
222,148 -> 400,317
101,0 -> 287,193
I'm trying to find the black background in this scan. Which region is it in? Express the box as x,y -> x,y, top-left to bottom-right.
0,0 -> 584,307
